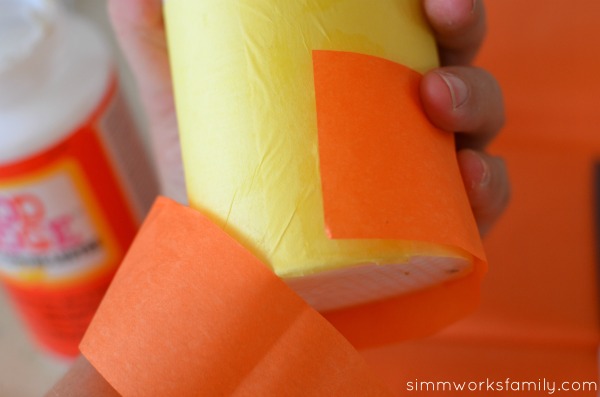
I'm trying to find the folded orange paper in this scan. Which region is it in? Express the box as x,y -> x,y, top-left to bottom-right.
80,198 -> 393,396
314,50 -> 483,258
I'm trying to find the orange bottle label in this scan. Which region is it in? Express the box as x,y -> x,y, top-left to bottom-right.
0,80 -> 140,357
0,160 -> 118,284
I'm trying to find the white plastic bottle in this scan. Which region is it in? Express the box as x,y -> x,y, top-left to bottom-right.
0,0 -> 158,357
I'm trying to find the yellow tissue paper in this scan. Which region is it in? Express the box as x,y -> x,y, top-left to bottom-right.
164,0 -> 481,311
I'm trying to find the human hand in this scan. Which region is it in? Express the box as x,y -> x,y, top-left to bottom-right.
108,0 -> 186,204
421,0 -> 509,235
108,0 -> 508,235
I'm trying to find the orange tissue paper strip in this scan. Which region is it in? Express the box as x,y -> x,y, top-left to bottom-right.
80,197 -> 393,397
314,50 -> 484,260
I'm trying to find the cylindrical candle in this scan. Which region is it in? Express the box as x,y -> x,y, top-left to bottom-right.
165,0 -> 481,311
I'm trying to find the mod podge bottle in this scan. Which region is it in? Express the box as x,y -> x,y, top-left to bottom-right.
0,0 -> 158,357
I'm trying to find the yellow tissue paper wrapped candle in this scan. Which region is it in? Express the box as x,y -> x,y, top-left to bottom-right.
164,0 -> 485,311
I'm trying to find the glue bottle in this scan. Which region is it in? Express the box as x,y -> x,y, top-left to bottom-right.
0,0 -> 158,357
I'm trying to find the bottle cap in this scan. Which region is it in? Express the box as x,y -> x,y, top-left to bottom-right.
0,0 -> 57,74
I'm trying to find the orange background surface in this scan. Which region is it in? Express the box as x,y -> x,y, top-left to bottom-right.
360,0 -> 600,395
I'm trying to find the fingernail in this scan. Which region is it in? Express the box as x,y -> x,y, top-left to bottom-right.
476,153 -> 491,188
438,72 -> 470,110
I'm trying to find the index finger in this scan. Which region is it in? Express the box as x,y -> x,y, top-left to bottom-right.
423,0 -> 487,65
